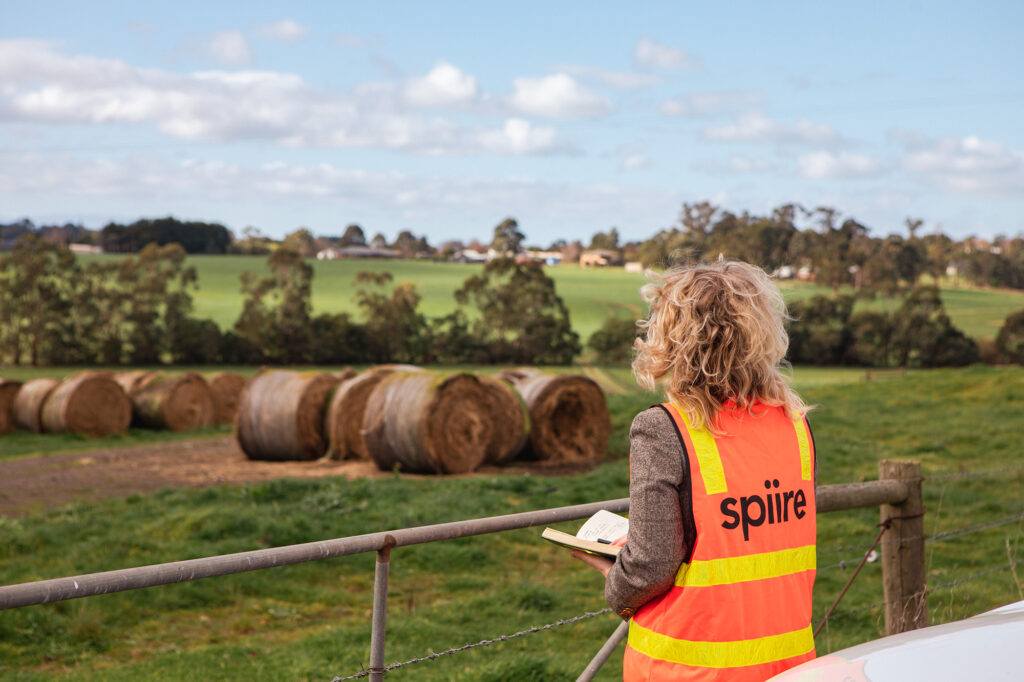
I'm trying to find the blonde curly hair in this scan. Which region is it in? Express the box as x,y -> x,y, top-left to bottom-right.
632,260 -> 809,434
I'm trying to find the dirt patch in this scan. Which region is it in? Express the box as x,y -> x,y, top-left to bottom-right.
0,436 -> 597,517
0,437 -> 374,517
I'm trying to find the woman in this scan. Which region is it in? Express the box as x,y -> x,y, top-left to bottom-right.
574,260 -> 817,681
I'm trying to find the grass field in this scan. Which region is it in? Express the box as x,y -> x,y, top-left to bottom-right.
77,255 -> 1024,341
1,365 -> 1022,680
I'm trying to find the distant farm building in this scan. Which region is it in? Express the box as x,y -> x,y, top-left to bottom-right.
526,250 -> 562,265
773,265 -> 795,279
579,249 -> 624,267
452,248 -> 488,263
317,246 -> 400,260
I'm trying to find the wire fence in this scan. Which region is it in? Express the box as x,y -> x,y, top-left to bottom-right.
336,465 -> 1020,678
817,509 -> 1024,572
332,609 -> 614,680
816,557 -> 1024,627
930,464 -> 1024,481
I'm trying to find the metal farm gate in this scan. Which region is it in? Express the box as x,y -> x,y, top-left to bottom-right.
1,460 -> 927,680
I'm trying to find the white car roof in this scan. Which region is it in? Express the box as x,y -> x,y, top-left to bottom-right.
770,600 -> 1024,681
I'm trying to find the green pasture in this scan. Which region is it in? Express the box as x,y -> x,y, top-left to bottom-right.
77,255 -> 1024,341
1,365 -> 1023,680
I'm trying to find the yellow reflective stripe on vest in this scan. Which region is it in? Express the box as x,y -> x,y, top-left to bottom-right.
675,544 -> 816,587
672,404 -> 727,495
628,621 -> 814,669
792,417 -> 813,481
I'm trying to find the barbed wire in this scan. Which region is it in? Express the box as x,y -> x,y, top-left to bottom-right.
330,608 -> 613,680
815,557 -> 1024,626
817,538 -> 882,555
816,508 -> 1024,565
930,559 -> 1024,593
819,554 -> 879,572
925,512 -> 1024,545
930,465 -> 1024,482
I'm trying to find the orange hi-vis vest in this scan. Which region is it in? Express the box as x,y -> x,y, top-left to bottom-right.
623,401 -> 817,681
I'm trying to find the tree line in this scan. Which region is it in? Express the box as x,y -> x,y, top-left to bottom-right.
0,235 -> 580,367
586,286 -> 1023,368
633,202 -> 1024,293
4,201 -> 1024,291
4,232 -> 1021,369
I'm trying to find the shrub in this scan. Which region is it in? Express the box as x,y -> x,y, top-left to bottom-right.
995,309 -> 1024,364
787,295 -> 854,365
587,317 -> 639,364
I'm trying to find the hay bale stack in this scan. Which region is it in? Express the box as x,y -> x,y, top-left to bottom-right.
14,378 -> 59,433
130,372 -> 214,431
496,368 -> 545,383
364,372 -> 497,474
0,379 -> 23,435
324,366 -> 422,460
504,373 -> 611,464
207,372 -> 248,424
113,370 -> 161,397
334,368 -> 357,382
478,374 -> 529,465
236,370 -> 339,461
40,371 -> 131,437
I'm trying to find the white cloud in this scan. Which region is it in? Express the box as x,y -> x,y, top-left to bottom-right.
694,156 -> 774,173
508,73 -> 611,118
404,62 -> 478,107
634,38 -> 700,70
206,30 -> 252,66
477,118 -> 569,155
621,153 -> 651,171
560,65 -> 663,90
0,153 -> 678,234
897,132 -> 1024,197
798,151 -> 885,179
0,41 -> 570,156
702,112 -> 842,146
660,90 -> 763,117
258,19 -> 308,42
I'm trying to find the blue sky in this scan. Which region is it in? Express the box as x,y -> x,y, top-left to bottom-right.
2,1 -> 1022,244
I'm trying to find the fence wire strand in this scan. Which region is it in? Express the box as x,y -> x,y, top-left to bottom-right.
815,558 -> 1024,627
331,608 -> 613,680
816,509 -> 1024,570
930,465 -> 1024,481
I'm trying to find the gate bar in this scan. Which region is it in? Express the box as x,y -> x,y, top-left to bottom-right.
0,498 -> 628,610
0,480 -> 908,611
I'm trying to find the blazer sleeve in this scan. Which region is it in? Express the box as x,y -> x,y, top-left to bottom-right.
604,406 -> 690,619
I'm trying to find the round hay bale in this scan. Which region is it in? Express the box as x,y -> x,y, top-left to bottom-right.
131,372 -> 214,431
334,368 -> 357,382
478,374 -> 529,465
40,371 -> 131,437
375,364 -> 424,372
113,370 -> 161,397
495,367 -> 544,383
206,372 -> 248,425
0,379 -> 23,435
506,373 -> 611,464
236,370 -> 339,461
364,372 -> 495,474
14,378 -> 59,433
324,366 -> 422,461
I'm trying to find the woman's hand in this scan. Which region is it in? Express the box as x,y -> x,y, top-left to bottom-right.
571,550 -> 614,578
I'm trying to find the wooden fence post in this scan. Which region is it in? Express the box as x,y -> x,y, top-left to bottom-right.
879,460 -> 926,634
